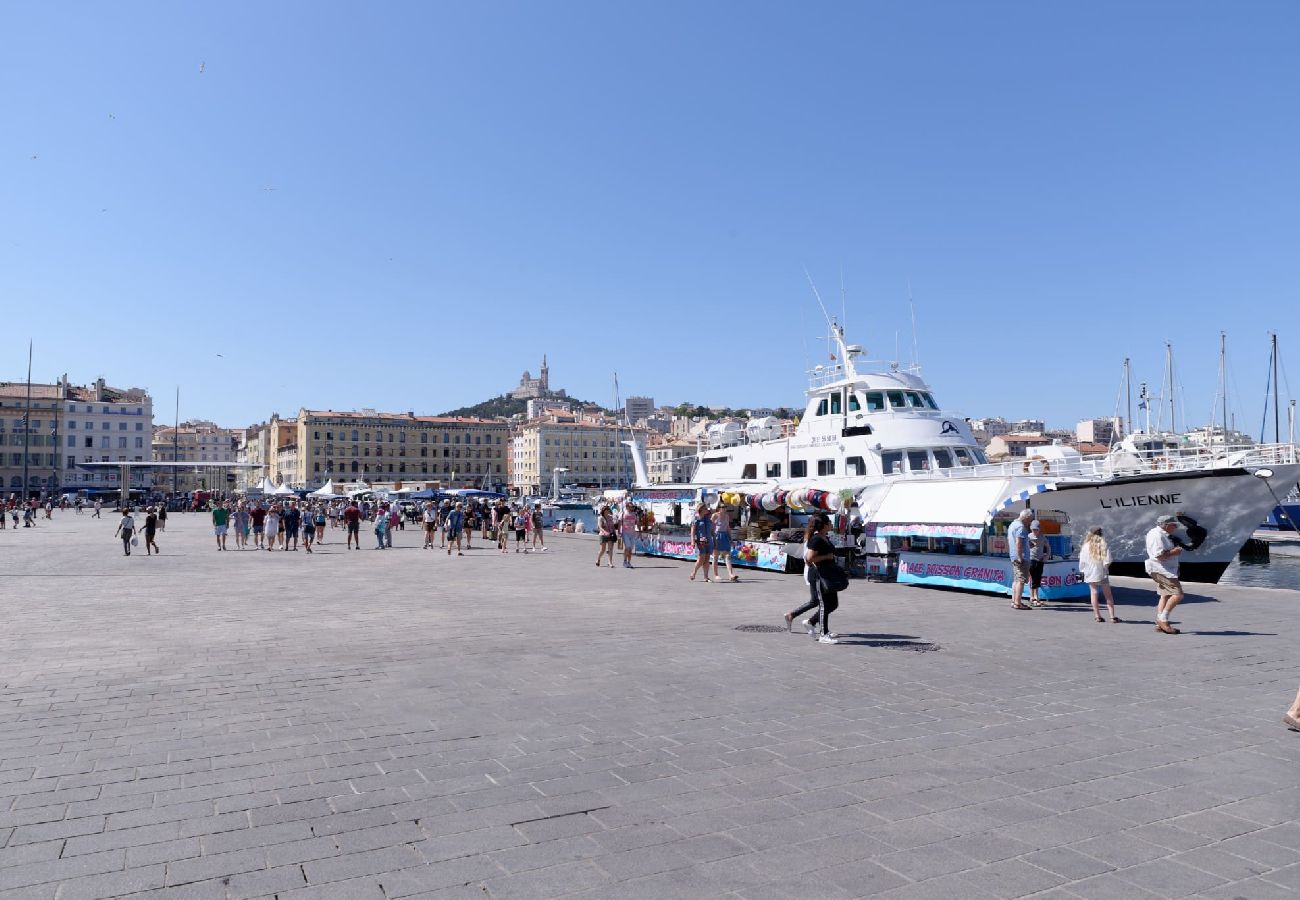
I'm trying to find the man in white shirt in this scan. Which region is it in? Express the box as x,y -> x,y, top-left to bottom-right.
1145,514 -> 1185,634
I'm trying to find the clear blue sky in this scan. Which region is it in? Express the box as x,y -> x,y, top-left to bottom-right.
3,1 -> 1298,435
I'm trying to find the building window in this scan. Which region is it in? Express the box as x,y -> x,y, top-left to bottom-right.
790,460 -> 807,478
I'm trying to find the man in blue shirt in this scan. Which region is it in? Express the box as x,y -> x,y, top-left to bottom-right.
1007,508 -> 1034,609
446,503 -> 465,556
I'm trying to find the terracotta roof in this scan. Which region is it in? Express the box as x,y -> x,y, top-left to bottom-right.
998,434 -> 1051,443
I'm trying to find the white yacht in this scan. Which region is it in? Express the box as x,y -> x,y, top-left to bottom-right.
632,324 -> 1300,583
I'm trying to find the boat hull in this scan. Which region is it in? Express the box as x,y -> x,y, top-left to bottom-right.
1044,465 -> 1300,583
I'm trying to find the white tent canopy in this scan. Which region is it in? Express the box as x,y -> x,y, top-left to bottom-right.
308,480 -> 339,498
269,482 -> 296,496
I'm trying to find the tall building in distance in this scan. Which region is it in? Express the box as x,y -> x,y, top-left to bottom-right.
1076,417 -> 1122,446
0,376 -> 152,497
152,421 -> 240,494
624,396 -> 655,423
279,409 -> 509,490
510,415 -> 647,496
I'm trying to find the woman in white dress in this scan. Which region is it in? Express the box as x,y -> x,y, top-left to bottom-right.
265,504 -> 281,551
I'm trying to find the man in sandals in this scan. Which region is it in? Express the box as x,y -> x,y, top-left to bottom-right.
1146,514 -> 1185,634
1007,509 -> 1033,609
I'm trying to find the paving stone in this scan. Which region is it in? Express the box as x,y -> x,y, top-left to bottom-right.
5,521 -> 1300,899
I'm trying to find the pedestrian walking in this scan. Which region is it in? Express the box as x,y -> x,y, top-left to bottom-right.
1079,526 -> 1121,623
93,499 -> 103,518
386,504 -> 399,548
301,508 -> 315,552
1146,514 -> 1185,634
143,507 -> 160,555
530,502 -> 546,552
1007,509 -> 1033,609
688,504 -> 713,582
232,503 -> 249,549
1284,686 -> 1300,732
283,502 -> 301,551
711,503 -> 737,582
250,502 -> 267,549
115,509 -> 135,556
1027,519 -> 1052,606
157,504 -> 167,532
265,504 -> 281,551
422,501 -> 437,548
374,510 -> 388,549
513,506 -> 528,552
619,500 -> 639,568
212,500 -> 229,551
784,514 -> 844,642
314,505 -> 327,542
595,505 -> 617,567
344,500 -> 361,550
446,503 -> 465,555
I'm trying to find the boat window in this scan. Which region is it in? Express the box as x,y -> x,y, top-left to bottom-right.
830,393 -> 842,415
765,462 -> 781,478
848,394 -> 860,412
933,448 -> 954,468
865,392 -> 885,411
971,448 -> 988,464
905,391 -> 926,408
952,448 -> 974,466
886,390 -> 906,408
907,450 -> 930,472
741,464 -> 757,479
790,460 -> 807,478
817,459 -> 836,476
921,392 -> 939,409
846,456 -> 865,476
816,399 -> 828,416
881,451 -> 903,475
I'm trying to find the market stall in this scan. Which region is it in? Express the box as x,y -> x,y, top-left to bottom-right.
865,477 -> 1088,599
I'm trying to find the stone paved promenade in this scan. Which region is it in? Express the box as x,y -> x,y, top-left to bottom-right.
1,512 -> 1298,899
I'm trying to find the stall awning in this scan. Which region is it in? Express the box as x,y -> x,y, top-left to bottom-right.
865,478 -> 1015,539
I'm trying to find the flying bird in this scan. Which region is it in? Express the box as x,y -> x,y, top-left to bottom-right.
199,61 -> 206,74
30,154 -> 38,160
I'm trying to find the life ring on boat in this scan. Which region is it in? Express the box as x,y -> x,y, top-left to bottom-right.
1022,455 -> 1051,474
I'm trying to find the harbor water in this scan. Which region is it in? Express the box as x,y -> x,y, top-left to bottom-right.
1219,554 -> 1300,591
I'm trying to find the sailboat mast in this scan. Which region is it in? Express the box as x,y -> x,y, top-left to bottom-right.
1124,357 -> 1132,439
1272,332 -> 1280,443
1166,342 -> 1175,435
1219,333 -> 1227,448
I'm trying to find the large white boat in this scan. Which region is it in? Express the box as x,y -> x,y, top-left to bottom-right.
629,324 -> 1300,583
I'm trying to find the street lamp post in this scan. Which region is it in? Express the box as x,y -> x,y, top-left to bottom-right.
551,467 -> 568,501
21,341 -> 32,501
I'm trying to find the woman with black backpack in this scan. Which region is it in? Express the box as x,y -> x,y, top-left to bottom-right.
783,514 -> 844,644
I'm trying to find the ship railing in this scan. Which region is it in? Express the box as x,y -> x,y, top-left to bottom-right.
896,442 -> 1298,483
806,365 -> 849,390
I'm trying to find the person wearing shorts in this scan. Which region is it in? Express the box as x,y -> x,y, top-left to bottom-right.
711,503 -> 737,582
211,500 -> 229,550
1006,509 -> 1033,609
530,503 -> 546,552
1146,514 -> 1185,634
344,501 -> 361,550
513,508 -> 528,551
446,503 -> 465,556
249,502 -> 267,549
595,506 -> 617,567
422,502 -> 437,549
1027,520 -> 1052,606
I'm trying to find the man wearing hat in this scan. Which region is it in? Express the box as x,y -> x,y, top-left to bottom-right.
1145,514 -> 1185,634
1007,508 -> 1034,610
